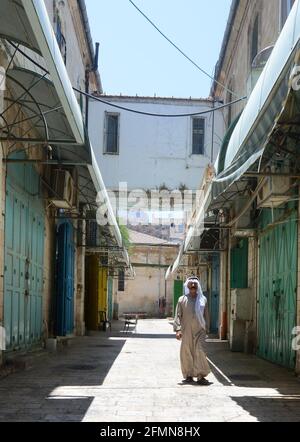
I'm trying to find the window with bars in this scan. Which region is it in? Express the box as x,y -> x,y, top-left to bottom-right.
104,113 -> 120,154
192,117 -> 205,155
281,0 -> 296,28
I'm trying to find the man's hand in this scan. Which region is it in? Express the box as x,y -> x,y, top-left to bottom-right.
176,331 -> 182,341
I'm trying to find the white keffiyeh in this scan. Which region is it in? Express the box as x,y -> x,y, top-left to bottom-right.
184,277 -> 207,330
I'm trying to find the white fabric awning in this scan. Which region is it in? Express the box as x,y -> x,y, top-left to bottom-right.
88,148 -> 123,249
212,0 -> 300,203
0,0 -> 85,145
166,169 -> 214,279
5,67 -> 80,144
21,0 -> 84,144
165,266 -> 172,281
0,0 -> 40,53
170,244 -> 184,276
88,147 -> 132,270
0,0 -> 131,267
184,183 -> 212,253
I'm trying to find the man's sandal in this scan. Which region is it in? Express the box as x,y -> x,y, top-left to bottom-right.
197,378 -> 211,386
183,377 -> 193,383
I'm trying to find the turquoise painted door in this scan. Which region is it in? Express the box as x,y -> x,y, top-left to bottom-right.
4,159 -> 45,351
107,277 -> 113,321
56,221 -> 75,336
231,239 -> 249,289
258,207 -> 297,369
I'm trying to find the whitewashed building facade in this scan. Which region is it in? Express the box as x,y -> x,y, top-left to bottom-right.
88,96 -> 225,193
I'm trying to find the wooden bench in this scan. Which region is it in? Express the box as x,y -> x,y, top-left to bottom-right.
122,312 -> 147,333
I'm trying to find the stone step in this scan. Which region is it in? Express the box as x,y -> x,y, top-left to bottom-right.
0,347 -> 48,379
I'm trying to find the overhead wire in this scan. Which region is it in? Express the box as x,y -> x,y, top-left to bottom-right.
8,40 -> 247,119
73,88 -> 246,118
128,0 -> 240,99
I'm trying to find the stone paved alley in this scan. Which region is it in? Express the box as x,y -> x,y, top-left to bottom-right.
0,319 -> 300,422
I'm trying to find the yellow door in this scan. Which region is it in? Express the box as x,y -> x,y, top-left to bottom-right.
85,258 -> 108,330
98,267 -> 108,313
85,256 -> 99,330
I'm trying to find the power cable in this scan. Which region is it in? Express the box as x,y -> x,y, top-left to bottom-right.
73,88 -> 246,118
8,40 -> 246,118
128,0 -> 239,98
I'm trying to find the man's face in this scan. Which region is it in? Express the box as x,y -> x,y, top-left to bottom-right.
188,281 -> 198,295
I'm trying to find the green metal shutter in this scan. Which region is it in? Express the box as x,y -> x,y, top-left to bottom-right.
230,239 -> 249,289
173,280 -> 183,315
107,277 -> 113,321
258,207 -> 297,369
4,159 -> 45,351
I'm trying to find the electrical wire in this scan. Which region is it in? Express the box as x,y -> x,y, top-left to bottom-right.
8,40 -> 247,118
128,0 -> 239,99
73,87 -> 246,118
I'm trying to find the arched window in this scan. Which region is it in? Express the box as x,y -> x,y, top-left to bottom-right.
250,15 -> 259,66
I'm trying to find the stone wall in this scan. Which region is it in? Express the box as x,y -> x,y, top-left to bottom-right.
116,245 -> 179,318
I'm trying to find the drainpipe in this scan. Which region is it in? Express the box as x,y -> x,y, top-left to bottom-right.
211,99 -> 215,164
93,42 -> 100,72
78,0 -> 102,92
223,234 -> 231,341
85,42 -> 100,130
85,69 -> 90,130
220,231 -> 229,341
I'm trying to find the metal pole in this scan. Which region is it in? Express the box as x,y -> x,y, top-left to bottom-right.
85,69 -> 89,130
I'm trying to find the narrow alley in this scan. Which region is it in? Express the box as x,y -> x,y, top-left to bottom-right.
2,0 -> 300,427
0,320 -> 299,423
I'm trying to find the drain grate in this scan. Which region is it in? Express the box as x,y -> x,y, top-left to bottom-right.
229,374 -> 262,381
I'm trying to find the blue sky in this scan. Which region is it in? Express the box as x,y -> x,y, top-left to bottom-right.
86,0 -> 232,98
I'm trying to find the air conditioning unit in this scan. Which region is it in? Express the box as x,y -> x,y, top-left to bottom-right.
230,288 -> 253,352
257,176 -> 291,208
231,289 -> 253,322
50,170 -> 75,209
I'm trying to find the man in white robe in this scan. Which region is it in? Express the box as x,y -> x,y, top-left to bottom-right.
174,277 -> 211,385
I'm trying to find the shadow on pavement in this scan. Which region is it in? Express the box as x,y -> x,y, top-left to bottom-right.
206,340 -> 300,422
231,396 -> 300,422
0,328 -> 127,422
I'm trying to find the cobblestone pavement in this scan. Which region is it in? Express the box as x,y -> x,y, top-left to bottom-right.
0,319 -> 300,422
